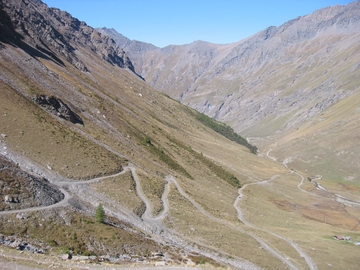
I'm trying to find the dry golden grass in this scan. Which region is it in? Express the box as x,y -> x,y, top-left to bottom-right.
0,206 -> 164,257
90,170 -> 143,215
239,173 -> 360,270
1,28 -> 360,270
136,169 -> 166,216
165,186 -> 289,270
0,84 -> 125,179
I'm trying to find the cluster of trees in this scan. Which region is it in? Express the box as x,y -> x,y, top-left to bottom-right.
189,109 -> 258,154
142,136 -> 192,179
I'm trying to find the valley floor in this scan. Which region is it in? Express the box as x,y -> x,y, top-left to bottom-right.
1,141 -> 360,269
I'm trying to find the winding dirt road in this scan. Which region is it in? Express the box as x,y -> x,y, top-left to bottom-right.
264,143 -> 360,269
0,166 -> 130,216
164,176 -> 308,270
0,162 -> 315,269
0,151 -> 321,270
234,176 -> 317,270
271,144 -> 360,207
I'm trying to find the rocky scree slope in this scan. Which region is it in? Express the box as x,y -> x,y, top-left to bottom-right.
0,155 -> 63,211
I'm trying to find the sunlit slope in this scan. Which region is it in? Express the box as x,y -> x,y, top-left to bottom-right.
0,36 -> 290,268
1,0 -> 360,268
268,89 -> 360,189
1,14 -> 333,267
103,3 -> 360,178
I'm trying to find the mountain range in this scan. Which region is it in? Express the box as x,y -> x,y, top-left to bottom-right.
1,0 -> 360,269
98,0 -> 360,186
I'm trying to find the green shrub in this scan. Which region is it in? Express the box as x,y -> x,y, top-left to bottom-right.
47,239 -> 58,247
191,149 -> 241,188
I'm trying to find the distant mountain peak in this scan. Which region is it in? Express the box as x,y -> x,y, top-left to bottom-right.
97,27 -> 159,50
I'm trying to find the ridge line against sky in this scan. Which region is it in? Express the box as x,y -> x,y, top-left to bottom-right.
42,0 -> 354,48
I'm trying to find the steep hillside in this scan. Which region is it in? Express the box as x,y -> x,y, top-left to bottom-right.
101,1 -> 360,185
100,2 -> 360,133
1,1 -> 360,269
1,0 -> 136,73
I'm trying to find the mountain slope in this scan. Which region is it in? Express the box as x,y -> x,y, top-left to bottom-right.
0,0 -> 289,268
1,1 -> 360,269
101,1 -> 360,185
1,0 -> 137,73
101,2 -> 360,134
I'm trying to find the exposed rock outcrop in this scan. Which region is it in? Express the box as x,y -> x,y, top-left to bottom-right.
0,1 -> 20,44
33,95 -> 84,125
1,0 -> 137,74
0,234 -> 46,254
90,31 -> 135,71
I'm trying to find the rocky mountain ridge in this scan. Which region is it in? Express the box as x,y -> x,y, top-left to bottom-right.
99,1 -> 360,192
1,0 -> 136,73
99,1 -> 360,137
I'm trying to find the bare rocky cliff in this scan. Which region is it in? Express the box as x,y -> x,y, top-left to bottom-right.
1,0 -> 136,73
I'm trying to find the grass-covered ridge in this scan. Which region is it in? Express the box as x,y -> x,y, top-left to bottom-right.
187,108 -> 258,154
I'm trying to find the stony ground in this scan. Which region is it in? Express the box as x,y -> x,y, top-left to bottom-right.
0,156 -> 63,211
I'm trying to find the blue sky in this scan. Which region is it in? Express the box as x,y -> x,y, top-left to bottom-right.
42,0 -> 354,48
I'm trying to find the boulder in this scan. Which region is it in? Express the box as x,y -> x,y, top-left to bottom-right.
4,195 -> 10,203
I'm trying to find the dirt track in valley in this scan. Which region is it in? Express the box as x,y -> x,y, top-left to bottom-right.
268,143 -> 360,229
0,146 -> 325,269
0,163 -> 313,269
234,175 -> 317,270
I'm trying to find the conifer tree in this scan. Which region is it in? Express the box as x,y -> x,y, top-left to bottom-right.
95,203 -> 105,223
